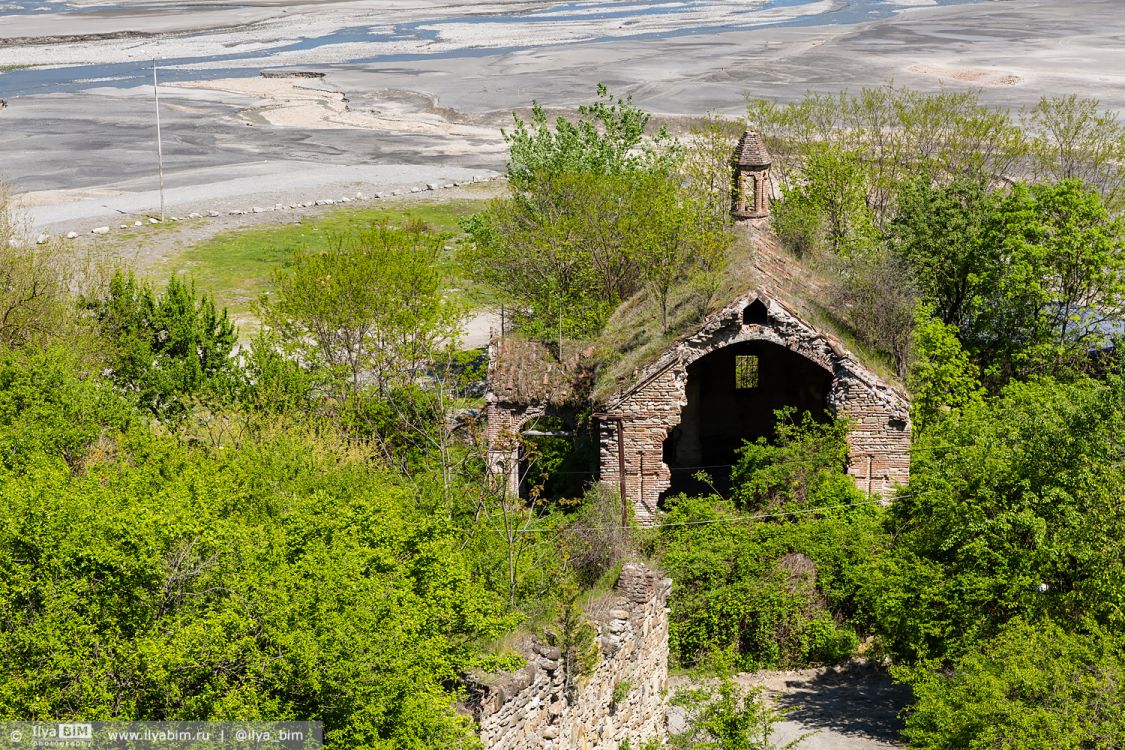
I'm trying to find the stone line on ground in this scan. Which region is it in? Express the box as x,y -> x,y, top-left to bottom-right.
23,175 -> 505,244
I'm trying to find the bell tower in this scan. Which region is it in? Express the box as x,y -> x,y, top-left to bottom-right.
732,129 -> 772,221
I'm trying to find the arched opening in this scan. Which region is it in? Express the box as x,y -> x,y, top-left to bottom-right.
743,299 -> 769,326
660,340 -> 834,499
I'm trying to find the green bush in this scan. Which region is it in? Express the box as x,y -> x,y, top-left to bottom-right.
659,501 -> 881,670
0,356 -> 515,748
900,619 -> 1125,750
860,375 -> 1125,663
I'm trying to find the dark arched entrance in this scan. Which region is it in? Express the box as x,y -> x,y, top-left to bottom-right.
661,340 -> 833,499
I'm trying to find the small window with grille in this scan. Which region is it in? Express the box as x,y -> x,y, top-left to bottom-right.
735,355 -> 759,390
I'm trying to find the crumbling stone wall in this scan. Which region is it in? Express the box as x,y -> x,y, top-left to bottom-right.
472,564 -> 671,750
599,294 -> 911,522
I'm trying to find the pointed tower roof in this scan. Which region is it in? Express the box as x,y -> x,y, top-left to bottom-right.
734,130 -> 771,168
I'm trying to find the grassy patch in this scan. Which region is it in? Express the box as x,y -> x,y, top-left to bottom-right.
164,197 -> 490,324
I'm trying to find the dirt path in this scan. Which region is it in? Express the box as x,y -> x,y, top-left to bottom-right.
669,662 -> 911,750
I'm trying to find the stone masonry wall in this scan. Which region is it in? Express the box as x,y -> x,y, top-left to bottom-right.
599,294 -> 911,522
473,564 -> 672,750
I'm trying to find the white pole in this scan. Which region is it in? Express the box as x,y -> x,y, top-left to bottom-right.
153,59 -> 165,222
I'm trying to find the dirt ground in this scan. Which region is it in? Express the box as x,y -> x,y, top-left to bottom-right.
668,662 -> 912,750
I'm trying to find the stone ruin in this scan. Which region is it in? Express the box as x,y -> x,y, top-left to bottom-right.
485,130 -> 912,525
469,564 -> 672,750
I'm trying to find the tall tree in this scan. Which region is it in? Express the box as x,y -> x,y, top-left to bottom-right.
974,180 -> 1125,382
1025,94 -> 1125,211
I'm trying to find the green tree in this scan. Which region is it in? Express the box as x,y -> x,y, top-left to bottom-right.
907,309 -> 984,432
669,677 -> 807,750
462,172 -> 645,338
0,345 -> 133,470
1025,94 -> 1125,211
503,83 -> 675,192
262,222 -> 461,401
0,185 -> 77,350
462,86 -> 721,339
888,176 -> 994,331
731,410 -> 856,512
89,270 -> 238,420
462,170 -> 727,338
974,180 -> 1125,383
0,366 -> 513,747
861,375 -> 1125,663
772,144 -> 875,258
747,84 -> 1025,224
635,172 -> 731,333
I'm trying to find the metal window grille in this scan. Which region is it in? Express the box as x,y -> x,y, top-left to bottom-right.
735,355 -> 759,389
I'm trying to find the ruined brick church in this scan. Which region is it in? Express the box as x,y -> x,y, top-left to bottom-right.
486,131 -> 911,524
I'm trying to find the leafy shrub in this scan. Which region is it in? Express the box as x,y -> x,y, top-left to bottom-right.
900,619 -> 1125,750
0,356 -> 514,748
669,677 -> 807,750
659,497 -> 881,670
860,375 -> 1125,663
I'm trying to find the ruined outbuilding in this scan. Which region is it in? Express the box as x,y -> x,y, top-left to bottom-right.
486,131 -> 911,524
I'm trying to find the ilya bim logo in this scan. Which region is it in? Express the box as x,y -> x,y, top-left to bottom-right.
3,723 -> 95,746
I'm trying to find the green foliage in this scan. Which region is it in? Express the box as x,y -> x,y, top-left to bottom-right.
972,180 -> 1125,384
636,172 -> 731,332
889,176 -> 1124,387
660,457 -> 879,671
1025,94 -> 1125,211
888,176 -> 993,331
0,357 -> 513,748
503,83 -> 674,191
731,410 -> 856,512
669,677 -> 807,750
89,270 -> 239,420
901,619 -> 1125,750
660,412 -> 876,671
0,345 -> 133,470
238,327 -> 321,416
907,309 -> 984,431
262,222 -> 461,402
462,169 -> 728,338
546,586 -> 601,700
748,84 -> 1027,223
164,197 -> 487,320
772,144 -> 876,258
861,375 -> 1125,663
611,679 -> 632,706
462,172 -> 645,338
463,86 -> 727,339
0,185 -> 81,350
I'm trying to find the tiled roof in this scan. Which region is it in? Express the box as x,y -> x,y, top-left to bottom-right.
734,129 -> 771,167
488,337 -> 594,406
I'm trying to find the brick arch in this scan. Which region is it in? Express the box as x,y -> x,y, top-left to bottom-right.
485,401 -> 546,499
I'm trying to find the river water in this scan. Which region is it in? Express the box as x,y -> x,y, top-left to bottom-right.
0,0 -> 985,97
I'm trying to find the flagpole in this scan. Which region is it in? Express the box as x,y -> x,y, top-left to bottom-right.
153,58 -> 165,222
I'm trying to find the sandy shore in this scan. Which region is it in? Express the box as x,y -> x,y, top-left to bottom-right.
0,0 -> 1121,239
